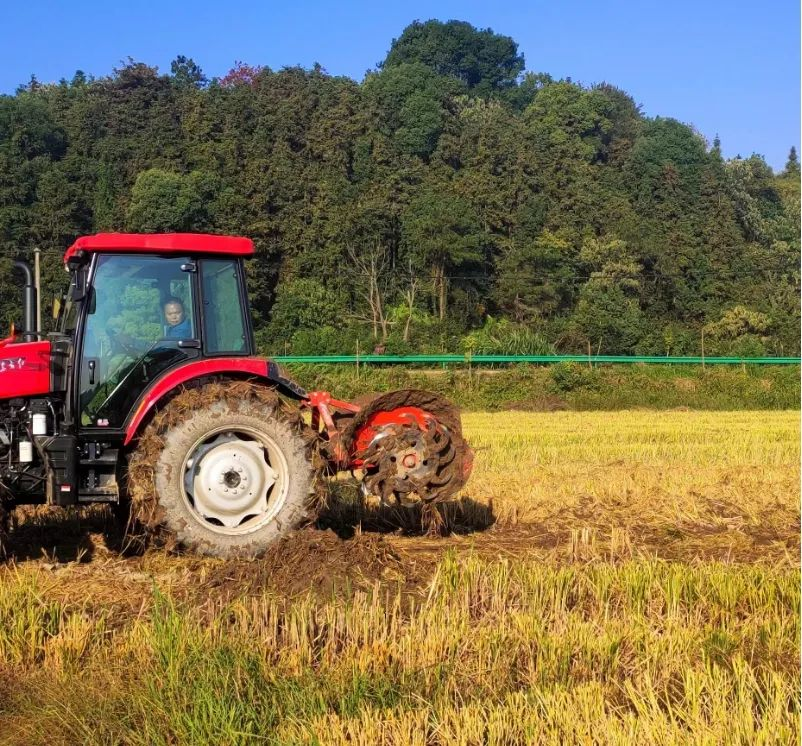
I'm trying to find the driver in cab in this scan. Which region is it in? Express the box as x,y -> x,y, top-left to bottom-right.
109,297 -> 191,354
163,298 -> 191,339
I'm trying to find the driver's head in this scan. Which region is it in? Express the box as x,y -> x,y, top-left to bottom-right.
164,298 -> 185,327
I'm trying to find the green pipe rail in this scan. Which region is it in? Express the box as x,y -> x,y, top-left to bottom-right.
273,354 -> 801,365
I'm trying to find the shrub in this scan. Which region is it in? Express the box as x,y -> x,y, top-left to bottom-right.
549,361 -> 599,393
461,317 -> 555,355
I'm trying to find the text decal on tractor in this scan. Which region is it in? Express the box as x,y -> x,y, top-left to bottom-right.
0,233 -> 472,558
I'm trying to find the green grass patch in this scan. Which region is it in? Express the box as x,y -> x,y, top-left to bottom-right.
282,362 -> 800,410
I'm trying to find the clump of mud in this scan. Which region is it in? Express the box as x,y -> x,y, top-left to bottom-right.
201,528 -> 411,600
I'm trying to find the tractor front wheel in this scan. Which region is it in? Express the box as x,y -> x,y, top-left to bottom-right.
127,383 -> 317,558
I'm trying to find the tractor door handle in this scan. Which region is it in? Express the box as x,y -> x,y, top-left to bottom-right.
87,359 -> 96,385
177,339 -> 201,349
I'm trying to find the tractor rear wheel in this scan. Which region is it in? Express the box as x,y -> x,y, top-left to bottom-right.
127,382 -> 317,558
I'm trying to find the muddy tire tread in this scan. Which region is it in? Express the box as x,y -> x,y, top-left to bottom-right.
126,380 -> 321,558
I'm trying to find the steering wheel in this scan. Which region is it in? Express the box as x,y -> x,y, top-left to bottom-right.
89,339 -> 162,420
107,329 -> 141,356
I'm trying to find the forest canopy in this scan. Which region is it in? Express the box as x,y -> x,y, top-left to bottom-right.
0,19 -> 798,356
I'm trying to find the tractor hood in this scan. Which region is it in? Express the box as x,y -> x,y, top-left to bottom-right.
0,340 -> 51,399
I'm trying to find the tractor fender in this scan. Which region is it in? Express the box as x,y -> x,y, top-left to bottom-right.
123,357 -> 307,446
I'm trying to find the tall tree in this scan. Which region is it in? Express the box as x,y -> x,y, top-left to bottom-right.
402,187 -> 482,320
382,20 -> 524,94
784,146 -> 799,176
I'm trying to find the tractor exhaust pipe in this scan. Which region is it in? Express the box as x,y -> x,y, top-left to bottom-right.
13,260 -> 37,342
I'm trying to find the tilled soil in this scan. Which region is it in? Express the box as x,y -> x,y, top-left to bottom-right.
1,486 -> 797,621
1,504 -> 543,610
202,530 -> 413,600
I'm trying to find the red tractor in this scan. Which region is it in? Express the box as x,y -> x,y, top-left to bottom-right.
0,234 -> 472,558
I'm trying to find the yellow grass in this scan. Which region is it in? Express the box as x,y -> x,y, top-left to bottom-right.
459,410 -> 799,562
0,410 -> 798,745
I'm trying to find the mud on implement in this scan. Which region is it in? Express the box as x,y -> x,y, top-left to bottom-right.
0,234 -> 472,558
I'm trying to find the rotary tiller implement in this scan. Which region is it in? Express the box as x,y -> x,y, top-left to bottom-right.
306,390 -> 472,506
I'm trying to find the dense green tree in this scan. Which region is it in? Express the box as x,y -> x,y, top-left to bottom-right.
402,187 -> 483,320
784,146 -> 799,176
126,169 -> 217,232
703,305 -> 771,356
364,63 -> 462,160
265,278 -> 342,343
493,230 -> 575,322
571,281 -> 646,354
170,56 -> 208,89
522,82 -> 616,235
383,20 -> 524,94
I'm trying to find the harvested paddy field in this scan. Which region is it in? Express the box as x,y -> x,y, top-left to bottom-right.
0,410 -> 799,744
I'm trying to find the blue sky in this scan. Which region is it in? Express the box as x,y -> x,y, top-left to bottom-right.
1,0 -> 798,171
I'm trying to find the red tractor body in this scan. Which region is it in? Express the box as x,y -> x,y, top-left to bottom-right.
0,233 -> 471,557
0,339 -> 51,398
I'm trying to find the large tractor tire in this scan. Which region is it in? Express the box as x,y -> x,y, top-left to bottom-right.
127,381 -> 319,559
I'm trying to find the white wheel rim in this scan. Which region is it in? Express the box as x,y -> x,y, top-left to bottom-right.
181,426 -> 289,536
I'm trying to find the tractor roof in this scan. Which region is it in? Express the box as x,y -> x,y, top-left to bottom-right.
64,233 -> 255,263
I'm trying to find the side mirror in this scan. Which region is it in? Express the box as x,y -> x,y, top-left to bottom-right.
70,268 -> 88,301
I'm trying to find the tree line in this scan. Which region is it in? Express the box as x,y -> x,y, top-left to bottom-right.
0,19 -> 799,356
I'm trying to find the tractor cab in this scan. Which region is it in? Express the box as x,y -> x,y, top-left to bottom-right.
62,234 -> 255,433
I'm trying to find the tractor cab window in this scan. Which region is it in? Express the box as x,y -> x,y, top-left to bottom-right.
57,270 -> 83,336
202,259 -> 248,354
59,296 -> 78,336
79,255 -> 199,428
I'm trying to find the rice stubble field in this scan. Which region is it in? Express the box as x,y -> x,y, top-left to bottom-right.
0,410 -> 798,744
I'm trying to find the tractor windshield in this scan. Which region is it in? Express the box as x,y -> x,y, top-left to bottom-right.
78,254 -> 199,428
